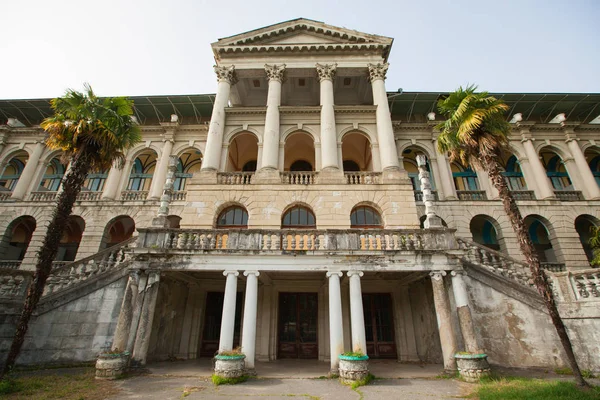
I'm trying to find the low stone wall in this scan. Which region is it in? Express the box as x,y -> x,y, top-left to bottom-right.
0,277 -> 126,366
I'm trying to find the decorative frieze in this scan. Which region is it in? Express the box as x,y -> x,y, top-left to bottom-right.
316,63 -> 337,81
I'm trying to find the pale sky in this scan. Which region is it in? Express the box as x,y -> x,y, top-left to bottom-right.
1,0 -> 599,99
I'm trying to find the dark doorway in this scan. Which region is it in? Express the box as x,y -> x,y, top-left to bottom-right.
363,293 -> 396,358
199,292 -> 243,357
278,292 -> 318,359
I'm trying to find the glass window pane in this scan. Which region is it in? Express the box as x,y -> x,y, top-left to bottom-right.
356,209 -> 365,225
365,208 -> 374,225
241,210 -> 248,225
291,208 -> 299,225
308,212 -> 315,226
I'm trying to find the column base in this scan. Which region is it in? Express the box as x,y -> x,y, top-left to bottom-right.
318,167 -> 345,184
191,169 -> 218,185
252,168 -> 282,184
381,167 -> 408,184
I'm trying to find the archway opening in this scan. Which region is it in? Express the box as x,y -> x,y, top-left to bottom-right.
167,215 -> 182,229
451,162 -> 478,191
216,206 -> 248,229
284,132 -> 315,171
57,216 -> 85,262
470,215 -> 501,251
0,216 -> 36,261
584,148 -> 600,187
540,149 -> 572,191
403,147 -> 436,192
524,215 -> 557,263
227,133 -> 258,172
126,150 -> 157,192
575,215 -> 599,264
174,149 -> 203,191
0,151 -> 28,192
502,154 -> 528,191
39,158 -> 66,192
342,132 -> 372,172
100,216 -> 136,250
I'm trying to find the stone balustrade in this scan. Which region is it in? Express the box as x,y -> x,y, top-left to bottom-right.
280,172 -> 318,185
414,190 -> 439,202
0,260 -> 23,270
0,192 -> 12,202
554,190 -> 584,201
137,228 -> 457,253
540,262 -> 566,272
551,269 -> 600,302
172,191 -> 187,201
76,191 -> 102,201
456,190 -> 487,201
120,190 -> 149,201
217,172 -> 254,185
29,191 -> 58,202
456,237 -> 535,289
43,237 -> 136,297
344,172 -> 381,185
511,190 -> 536,201
0,269 -> 32,300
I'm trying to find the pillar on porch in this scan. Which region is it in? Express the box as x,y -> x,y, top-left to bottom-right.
11,141 -> 45,199
241,271 -> 260,371
451,270 -> 482,354
131,270 -> 161,365
126,271 -> 148,354
112,270 -> 140,352
327,271 -> 344,373
259,64 -> 285,174
347,271 -> 367,354
430,271 -> 457,371
316,63 -> 339,171
219,270 -> 239,352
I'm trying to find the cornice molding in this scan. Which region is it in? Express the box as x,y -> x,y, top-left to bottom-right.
225,107 -> 267,115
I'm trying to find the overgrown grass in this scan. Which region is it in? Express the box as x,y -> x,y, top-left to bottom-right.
475,377 -> 600,400
350,373 -> 374,390
211,374 -> 249,386
554,368 -> 596,379
0,368 -> 119,399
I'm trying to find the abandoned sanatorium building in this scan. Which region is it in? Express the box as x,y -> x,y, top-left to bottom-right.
0,19 -> 599,375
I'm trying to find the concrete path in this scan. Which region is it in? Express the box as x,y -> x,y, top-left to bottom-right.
110,375 -> 471,399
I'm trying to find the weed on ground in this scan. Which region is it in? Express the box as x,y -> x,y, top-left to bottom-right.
474,377 -> 600,400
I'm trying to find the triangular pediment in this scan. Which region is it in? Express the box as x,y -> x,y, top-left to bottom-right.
212,18 -> 393,58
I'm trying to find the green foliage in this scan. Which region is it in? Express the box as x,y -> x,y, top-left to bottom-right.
41,83 -> 141,172
341,351 -> 365,358
350,373 -> 374,390
436,85 -> 510,167
211,374 -> 249,386
554,367 -> 573,375
475,377 -> 600,400
0,378 -> 22,395
589,226 -> 600,267
217,347 -> 244,357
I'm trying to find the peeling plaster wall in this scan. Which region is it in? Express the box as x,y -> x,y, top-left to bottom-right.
409,278 -> 443,363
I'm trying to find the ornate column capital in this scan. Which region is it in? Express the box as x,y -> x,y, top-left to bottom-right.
368,62 -> 389,82
223,270 -> 240,277
243,270 -> 260,277
214,65 -> 237,84
264,64 -> 286,82
430,270 -> 447,281
326,271 -> 343,278
347,270 -> 364,278
316,63 -> 337,82
450,270 -> 466,278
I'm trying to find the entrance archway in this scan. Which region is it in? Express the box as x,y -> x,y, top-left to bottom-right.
100,216 -> 135,250
226,132 -> 258,172
342,132 -> 372,171
575,215 -> 599,263
0,216 -> 36,261
284,132 -> 315,171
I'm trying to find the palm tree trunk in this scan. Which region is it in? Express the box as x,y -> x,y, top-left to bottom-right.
0,151 -> 91,380
481,152 -> 588,387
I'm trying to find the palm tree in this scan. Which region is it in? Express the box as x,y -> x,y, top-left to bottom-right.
1,84 -> 141,379
590,226 -> 600,267
436,85 -> 588,387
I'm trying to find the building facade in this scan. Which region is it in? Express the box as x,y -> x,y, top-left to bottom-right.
0,19 -> 599,373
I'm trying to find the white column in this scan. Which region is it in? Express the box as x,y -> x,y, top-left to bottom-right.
347,271 -> 367,354
316,63 -> 339,170
260,64 -> 285,171
368,63 -> 400,171
241,271 -> 260,371
218,270 -> 239,352
12,141 -> 44,199
450,271 -> 481,354
430,271 -> 457,371
566,137 -> 600,199
522,138 -> 555,199
102,161 -> 125,200
432,138 -> 457,199
149,138 -> 174,199
327,271 -> 344,373
202,65 -> 235,171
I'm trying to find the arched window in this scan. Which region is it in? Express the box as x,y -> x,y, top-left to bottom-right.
174,150 -> 203,191
127,152 -> 156,191
575,215 -> 599,263
502,155 -> 527,191
84,170 -> 108,192
343,160 -> 360,172
242,160 -> 257,172
524,216 -> 557,264
451,163 -> 479,191
470,215 -> 501,251
542,152 -> 572,191
282,205 -> 316,228
0,156 -> 26,191
217,206 -> 248,228
0,216 -> 36,261
100,216 -> 135,250
39,158 -> 66,192
586,152 -> 600,187
350,206 -> 382,228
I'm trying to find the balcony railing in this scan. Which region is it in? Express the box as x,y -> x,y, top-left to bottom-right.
138,228 -> 457,253
121,190 -> 149,201
29,191 -> 58,202
541,262 -> 566,272
568,269 -> 600,301
0,192 -> 12,202
0,260 -> 22,270
414,190 -> 439,202
554,191 -> 584,201
217,172 -> 254,185
511,190 -> 536,200
172,191 -> 187,201
76,191 -> 102,201
457,190 -> 487,201
345,172 -> 381,185
281,172 -> 317,185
